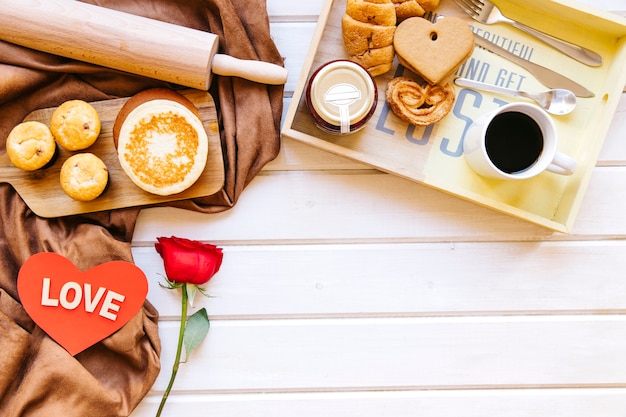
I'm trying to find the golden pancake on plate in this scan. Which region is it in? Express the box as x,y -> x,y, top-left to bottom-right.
113,88 -> 209,196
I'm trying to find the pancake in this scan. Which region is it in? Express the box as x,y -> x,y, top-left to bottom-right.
113,89 -> 209,196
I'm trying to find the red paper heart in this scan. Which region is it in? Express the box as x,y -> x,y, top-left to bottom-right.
17,252 -> 148,356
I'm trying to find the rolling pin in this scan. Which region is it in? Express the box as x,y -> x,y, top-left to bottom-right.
0,0 -> 288,89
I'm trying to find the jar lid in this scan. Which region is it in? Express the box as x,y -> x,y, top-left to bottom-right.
308,61 -> 376,134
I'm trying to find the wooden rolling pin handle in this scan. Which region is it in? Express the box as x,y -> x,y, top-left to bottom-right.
212,54 -> 288,85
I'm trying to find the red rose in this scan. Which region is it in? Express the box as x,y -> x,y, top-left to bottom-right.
154,236 -> 223,416
155,236 -> 223,285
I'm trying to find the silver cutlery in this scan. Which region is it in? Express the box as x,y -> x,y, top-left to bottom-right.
454,77 -> 577,115
472,34 -> 595,98
452,0 -> 603,67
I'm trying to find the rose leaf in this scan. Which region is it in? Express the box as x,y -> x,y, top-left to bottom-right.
183,307 -> 210,359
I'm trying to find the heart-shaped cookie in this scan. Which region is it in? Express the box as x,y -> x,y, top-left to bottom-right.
17,252 -> 148,356
394,16 -> 475,85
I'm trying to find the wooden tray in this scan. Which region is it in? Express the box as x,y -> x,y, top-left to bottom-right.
0,89 -> 225,218
282,0 -> 626,233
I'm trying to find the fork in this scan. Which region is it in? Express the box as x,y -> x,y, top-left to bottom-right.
452,0 -> 602,67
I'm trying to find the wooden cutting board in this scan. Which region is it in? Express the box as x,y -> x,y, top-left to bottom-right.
0,89 -> 225,218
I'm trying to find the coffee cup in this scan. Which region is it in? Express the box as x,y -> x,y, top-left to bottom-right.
463,102 -> 576,180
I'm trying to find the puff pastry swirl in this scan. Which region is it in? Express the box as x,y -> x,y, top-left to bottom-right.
385,76 -> 455,126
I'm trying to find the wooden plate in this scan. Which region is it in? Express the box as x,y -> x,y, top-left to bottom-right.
0,89 -> 224,218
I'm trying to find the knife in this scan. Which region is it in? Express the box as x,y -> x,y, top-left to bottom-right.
473,34 -> 595,98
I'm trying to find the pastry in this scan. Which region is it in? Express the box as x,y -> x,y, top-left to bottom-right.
50,100 -> 101,151
392,0 -> 440,22
392,0 -> 426,22
344,42 -> 396,77
386,76 -> 455,126
346,0 -> 397,26
416,0 -> 439,10
60,153 -> 108,201
341,0 -> 444,76
6,121 -> 57,171
394,16 -> 474,85
113,88 -> 208,196
342,0 -> 397,76
341,14 -> 396,55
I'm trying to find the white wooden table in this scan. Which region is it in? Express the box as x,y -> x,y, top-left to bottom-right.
130,1 -> 626,415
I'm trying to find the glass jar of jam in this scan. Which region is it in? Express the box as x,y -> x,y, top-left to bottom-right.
305,60 -> 377,135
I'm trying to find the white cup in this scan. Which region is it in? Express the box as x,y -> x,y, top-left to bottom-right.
463,102 -> 576,180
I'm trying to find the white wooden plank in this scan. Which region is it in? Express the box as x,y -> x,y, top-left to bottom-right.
132,172 -> 547,244
133,241 -> 626,319
132,167 -> 626,243
270,22 -> 316,94
145,316 -> 626,392
267,0 -> 324,19
125,1 -> 626,415
130,388 -> 626,417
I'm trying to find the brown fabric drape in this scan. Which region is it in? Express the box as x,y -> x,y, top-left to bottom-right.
0,0 -> 284,415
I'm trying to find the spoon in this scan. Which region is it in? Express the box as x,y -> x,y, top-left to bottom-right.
454,78 -> 577,115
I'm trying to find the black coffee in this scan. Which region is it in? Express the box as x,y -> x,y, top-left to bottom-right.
485,111 -> 543,174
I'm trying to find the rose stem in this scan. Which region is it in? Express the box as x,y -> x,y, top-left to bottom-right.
156,283 -> 188,417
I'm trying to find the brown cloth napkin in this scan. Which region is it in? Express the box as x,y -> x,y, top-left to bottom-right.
0,0 -> 284,416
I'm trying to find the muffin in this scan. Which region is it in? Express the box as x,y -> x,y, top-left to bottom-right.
60,153 -> 108,201
112,88 -> 208,196
50,100 -> 101,150
6,121 -> 57,171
